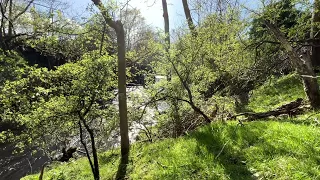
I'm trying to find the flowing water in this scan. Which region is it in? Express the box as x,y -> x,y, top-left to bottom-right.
0,86 -> 167,180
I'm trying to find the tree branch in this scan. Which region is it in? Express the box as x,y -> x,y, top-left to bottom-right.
13,0 -> 35,21
78,119 -> 95,175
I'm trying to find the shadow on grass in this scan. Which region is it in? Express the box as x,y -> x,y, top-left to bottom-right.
192,121 -> 320,179
98,149 -> 130,180
115,153 -> 129,180
99,153 -> 119,165
191,124 -> 256,180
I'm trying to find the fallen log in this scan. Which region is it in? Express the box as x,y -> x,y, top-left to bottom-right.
230,98 -> 306,121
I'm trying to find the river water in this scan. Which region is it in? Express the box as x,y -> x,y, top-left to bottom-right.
0,86 -> 166,180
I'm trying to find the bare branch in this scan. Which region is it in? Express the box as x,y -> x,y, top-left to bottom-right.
13,0 -> 35,21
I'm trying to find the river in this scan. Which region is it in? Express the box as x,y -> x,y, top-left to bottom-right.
0,86 -> 167,180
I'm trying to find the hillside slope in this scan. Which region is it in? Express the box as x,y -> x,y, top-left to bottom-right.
23,74 -> 320,180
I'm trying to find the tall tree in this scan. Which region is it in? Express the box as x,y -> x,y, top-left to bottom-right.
265,20 -> 320,109
162,0 -> 181,135
311,0 -> 320,69
0,0 -> 34,49
8,0 -> 13,37
161,0 -> 211,123
91,0 -> 129,178
182,0 -> 197,36
162,0 -> 170,50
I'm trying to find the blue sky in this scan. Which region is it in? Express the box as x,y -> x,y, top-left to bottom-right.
60,0 -> 185,29
59,0 -> 260,30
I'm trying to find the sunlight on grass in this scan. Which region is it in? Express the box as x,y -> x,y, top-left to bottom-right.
22,73 -> 320,180
248,74 -> 306,112
23,121 -> 320,180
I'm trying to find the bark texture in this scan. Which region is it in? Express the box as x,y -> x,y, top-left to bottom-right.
230,98 -> 305,121
92,0 -> 129,159
311,0 -> 320,68
182,0 -> 197,36
162,0 -> 170,49
8,0 -> 13,37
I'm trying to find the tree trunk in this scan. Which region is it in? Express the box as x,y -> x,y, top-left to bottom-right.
162,0 -> 170,50
191,103 -> 211,123
99,23 -> 106,55
78,120 -> 98,180
162,0 -> 182,132
8,0 -> 13,37
230,98 -> 305,121
92,0 -> 129,159
87,127 -> 99,180
182,0 -> 197,36
116,21 -> 130,159
172,99 -> 182,137
311,0 -> 320,69
265,20 -> 320,109
162,0 -> 210,123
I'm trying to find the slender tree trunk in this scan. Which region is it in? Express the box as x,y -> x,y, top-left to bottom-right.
99,23 -> 106,55
190,103 -> 211,123
162,0 -> 170,50
87,127 -> 99,180
91,2 -> 129,178
0,12 -> 4,49
115,21 -> 130,159
265,20 -> 320,109
172,99 -> 182,137
311,0 -> 320,69
38,162 -> 49,180
162,0 -> 183,131
8,0 -> 12,37
78,120 -> 97,180
162,0 -> 210,123
79,110 -> 100,180
182,0 -> 197,36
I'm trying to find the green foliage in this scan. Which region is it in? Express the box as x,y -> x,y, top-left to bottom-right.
0,52 -> 118,152
247,0 -> 314,86
22,72 -> 320,179
138,8 -> 257,137
4,1 -> 320,180
0,51 -> 29,86
21,9 -> 112,62
250,0 -> 308,41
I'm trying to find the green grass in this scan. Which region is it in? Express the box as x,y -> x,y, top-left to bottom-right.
248,74 -> 306,112
23,74 -> 320,180
23,121 -> 320,180
247,72 -> 320,125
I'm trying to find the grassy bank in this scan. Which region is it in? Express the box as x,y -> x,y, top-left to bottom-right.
23,121 -> 320,180
23,74 -> 320,180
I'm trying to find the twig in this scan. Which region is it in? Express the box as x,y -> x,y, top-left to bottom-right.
26,157 -> 32,173
156,161 -> 188,168
215,122 -> 242,160
300,75 -> 320,79
215,140 -> 230,159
